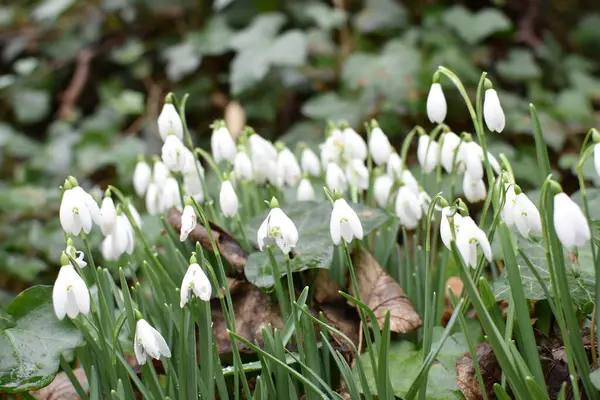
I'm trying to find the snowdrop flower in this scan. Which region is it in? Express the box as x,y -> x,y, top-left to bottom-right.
153,160 -> 170,186
211,123 -> 237,164
180,262 -> 211,307
374,175 -> 393,208
53,253 -> 90,320
133,158 -> 152,196
483,85 -> 505,133
514,193 -> 542,238
395,186 -> 423,230
417,135 -> 439,174
300,147 -> 321,177
99,194 -> 117,235
326,162 -> 348,195
162,135 -> 192,172
297,178 -> 316,202
161,177 -> 182,212
440,132 -> 464,173
463,173 -> 487,203
277,147 -> 302,187
440,207 -> 462,250
157,99 -> 183,141
342,126 -> 367,161
553,192 -> 590,249
257,198 -> 298,254
65,241 -> 87,268
219,179 -> 238,217
179,204 -> 197,241
418,190 -> 434,216
456,216 -> 492,268
233,150 -> 253,181
60,180 -> 100,236
461,141 -> 484,181
320,128 -> 345,167
426,81 -> 447,124
386,153 -> 403,178
330,197 -> 363,245
368,125 -> 392,166
183,172 -> 204,204
101,214 -> 135,261
345,159 -> 369,190
594,143 -> 600,178
249,134 -> 278,184
145,182 -> 161,216
134,318 -> 171,365
500,184 -> 517,228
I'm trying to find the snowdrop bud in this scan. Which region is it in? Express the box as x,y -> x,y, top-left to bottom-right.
145,182 -> 161,216
233,151 -> 253,181
320,128 -> 344,167
368,123 -> 392,166
134,319 -> 171,365
514,192 -> 542,238
160,177 -> 182,212
65,240 -> 87,268
179,204 -> 197,241
219,179 -> 238,217
483,83 -> 505,133
440,207 -> 462,250
211,122 -> 237,164
395,186 -> 423,230
440,132 -> 464,173
157,97 -> 183,141
297,178 -> 315,202
374,175 -> 393,208
53,254 -> 90,320
427,79 -> 447,124
300,147 -> 321,177
133,158 -> 152,196
342,125 -> 367,161
180,262 -> 211,307
345,159 -> 369,190
386,152 -> 403,179
326,162 -> 348,195
417,135 -> 439,174
100,194 -> 117,235
463,173 -> 487,203
456,216 -> 492,268
277,147 -> 302,187
249,133 -> 278,184
153,160 -> 170,187
500,184 -> 517,228
161,135 -> 191,172
257,201 -> 298,254
553,192 -> 590,249
329,197 -> 363,245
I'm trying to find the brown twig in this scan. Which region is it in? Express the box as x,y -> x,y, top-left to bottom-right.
58,49 -> 94,120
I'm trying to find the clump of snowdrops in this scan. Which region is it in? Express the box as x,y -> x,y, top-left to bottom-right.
50,67 -> 600,399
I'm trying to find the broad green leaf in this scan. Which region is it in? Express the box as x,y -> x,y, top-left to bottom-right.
268,30 -> 308,67
229,50 -> 270,95
353,0 -> 407,33
0,186 -> 60,213
244,201 -> 393,287
190,16 -> 234,56
229,13 -> 286,51
0,286 -> 84,392
304,3 -> 347,31
11,89 -> 51,124
163,42 -> 202,81
353,340 -> 460,399
431,324 -> 481,371
555,89 -> 594,123
109,89 -> 145,115
302,93 -> 366,127
31,0 -> 75,21
0,252 -> 47,281
571,14 -> 600,55
110,39 -> 145,65
443,6 -> 511,45
496,49 -> 541,82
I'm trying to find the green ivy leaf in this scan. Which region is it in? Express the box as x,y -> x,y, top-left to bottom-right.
229,13 -> 286,51
555,89 -> 595,123
0,286 -> 84,392
443,6 -> 511,45
353,0 -> 407,33
230,50 -> 271,95
11,89 -> 51,124
304,3 -> 347,31
0,252 -> 47,282
268,30 -> 308,67
302,92 -> 370,127
496,49 -> 541,82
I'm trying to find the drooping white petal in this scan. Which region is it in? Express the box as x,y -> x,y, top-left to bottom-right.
233,151 -> 253,181
345,159 -> 369,190
483,89 -> 505,133
179,205 -> 197,241
145,182 -> 161,216
514,193 -> 542,238
440,132 -> 464,173
100,196 -> 117,235
153,161 -> 170,187
133,160 -> 152,196
395,186 -> 422,230
440,207 -> 462,250
219,181 -> 238,217
180,263 -> 211,307
297,178 -> 316,202
374,175 -> 393,208
553,193 -> 590,248
211,126 -> 237,164
463,173 -> 486,203
256,208 -> 298,254
426,83 -> 447,124
326,162 -> 348,194
386,153 -> 403,179
300,148 -> 321,177
330,199 -> 362,244
343,127 -> 367,161
160,177 -> 182,212
53,265 -> 89,320
277,148 -> 301,187
417,135 -> 439,174
157,103 -> 183,141
368,127 -> 392,166
500,184 -> 516,228
161,135 -> 191,172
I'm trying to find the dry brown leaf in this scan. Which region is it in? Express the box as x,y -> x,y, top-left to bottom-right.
313,269 -> 343,304
318,303 -> 360,351
456,343 -> 502,400
212,280 -> 283,354
350,246 -> 422,333
167,208 -> 248,272
31,369 -> 88,400
443,276 -> 463,326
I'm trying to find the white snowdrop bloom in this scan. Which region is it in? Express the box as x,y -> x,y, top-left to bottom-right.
463,173 -> 487,203
488,152 -> 502,175
134,319 -> 171,365
456,216 -> 492,268
277,148 -> 302,187
395,186 -> 423,230
157,103 -> 183,141
60,186 -> 93,236
179,205 -> 197,241
99,196 -> 117,235
180,263 -> 211,307
145,182 -> 161,216
368,126 -> 392,166
183,173 -> 204,204
182,158 -> 204,177
440,132 -> 464,173
500,184 -> 517,228
160,177 -> 182,212
65,245 -> 87,268
374,175 -> 393,208
418,190 -> 434,216
401,169 -> 420,195
345,159 -> 369,190
417,135 -> 439,174
326,162 -> 348,195
73,186 -> 102,227
320,129 -> 345,167
257,206 -> 298,254
53,262 -> 90,320
514,193 -> 542,238
426,83 -> 447,124
440,207 -> 463,250
219,180 -> 238,218
249,134 -> 278,184
386,153 -> 403,179
553,192 -> 590,249
330,198 -> 363,245
211,126 -> 237,164
133,160 -> 152,196
162,135 -> 192,173
461,141 -> 484,181
297,178 -> 316,202
101,214 -> 135,261
594,144 -> 600,179
342,127 -> 367,161
233,151 -> 253,181
300,148 -> 321,177
153,161 -> 170,187
483,89 -> 505,133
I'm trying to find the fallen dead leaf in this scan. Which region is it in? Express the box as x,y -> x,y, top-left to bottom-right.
313,269 -> 343,304
168,208 -> 248,272
31,369 -> 88,400
456,343 -> 501,400
350,246 -> 422,333
318,303 -> 360,351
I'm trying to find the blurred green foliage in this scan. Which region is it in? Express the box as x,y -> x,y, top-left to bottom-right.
1,0 -> 599,302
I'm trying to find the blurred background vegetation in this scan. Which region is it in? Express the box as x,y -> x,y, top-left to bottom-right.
1,0 -> 599,304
